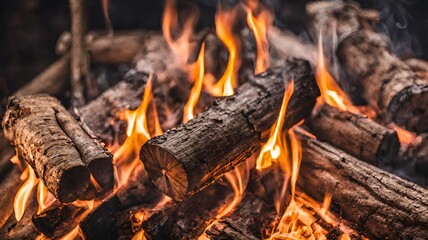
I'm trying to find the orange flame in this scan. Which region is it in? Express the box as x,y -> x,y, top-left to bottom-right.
392,124 -> 417,145
112,75 -> 162,188
14,165 -> 39,221
60,226 -> 82,240
256,81 -> 295,170
183,42 -> 206,123
316,31 -> 352,111
36,181 -> 55,214
162,0 -> 196,66
209,6 -> 241,96
246,4 -> 272,74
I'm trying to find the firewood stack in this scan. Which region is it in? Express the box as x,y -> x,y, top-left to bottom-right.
0,0 -> 427,239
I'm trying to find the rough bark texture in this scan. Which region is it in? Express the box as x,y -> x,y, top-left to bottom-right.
306,104 -> 400,165
296,129 -> 428,239
79,166 -> 163,240
32,201 -> 88,238
140,58 -> 320,201
2,95 -> 113,203
205,192 -> 276,240
142,183 -> 232,240
307,1 -> 428,132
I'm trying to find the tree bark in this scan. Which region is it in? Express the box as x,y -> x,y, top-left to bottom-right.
296,129 -> 428,239
306,104 -> 400,166
307,1 -> 428,132
141,58 -> 320,201
2,95 -> 112,203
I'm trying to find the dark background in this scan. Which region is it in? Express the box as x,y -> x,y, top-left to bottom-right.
1,0 -> 427,96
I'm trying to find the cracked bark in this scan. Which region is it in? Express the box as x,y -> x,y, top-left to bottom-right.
296,129 -> 428,239
2,95 -> 112,203
140,58 -> 320,201
307,1 -> 428,132
306,104 -> 400,165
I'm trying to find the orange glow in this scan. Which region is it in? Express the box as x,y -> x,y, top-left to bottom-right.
256,81 -> 295,170
60,226 -> 81,240
36,181 -> 55,214
246,5 -> 272,74
209,7 -> 241,96
392,124 -> 417,145
14,165 -> 39,221
132,230 -> 147,240
183,43 -> 206,123
162,0 -> 196,66
316,32 -> 353,111
111,75 -> 162,189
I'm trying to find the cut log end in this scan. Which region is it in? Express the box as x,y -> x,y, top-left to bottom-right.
57,165 -> 90,203
378,131 -> 400,164
389,85 -> 428,132
141,144 -> 188,201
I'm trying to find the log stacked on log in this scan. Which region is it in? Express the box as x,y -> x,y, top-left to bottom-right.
296,129 -> 428,239
306,104 -> 400,165
141,57 -> 320,201
307,1 -> 428,132
2,95 -> 113,203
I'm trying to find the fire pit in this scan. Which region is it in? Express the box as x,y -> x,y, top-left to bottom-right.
1,0 -> 427,239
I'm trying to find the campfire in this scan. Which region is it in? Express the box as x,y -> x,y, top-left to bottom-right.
1,0 -> 427,239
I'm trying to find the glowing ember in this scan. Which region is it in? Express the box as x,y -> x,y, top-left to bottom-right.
209,6 -> 241,96
112,75 -> 162,189
183,42 -> 206,123
246,3 -> 272,74
392,124 -> 417,145
316,31 -> 352,112
59,226 -> 82,240
257,81 -> 295,170
14,165 -> 39,221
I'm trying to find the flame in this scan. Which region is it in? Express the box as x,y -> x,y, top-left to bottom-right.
14,165 -> 39,221
246,4 -> 272,74
392,124 -> 416,145
36,181 -> 55,214
101,0 -> 113,34
256,81 -> 295,170
60,226 -> 82,240
209,6 -> 241,96
316,31 -> 353,111
162,0 -> 196,66
112,75 -> 162,188
183,42 -> 206,123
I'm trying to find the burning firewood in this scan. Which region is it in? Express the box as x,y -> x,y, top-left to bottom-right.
306,104 -> 400,166
0,168 -> 22,228
296,129 -> 428,239
140,57 -> 320,201
307,1 -> 428,132
2,95 -> 113,203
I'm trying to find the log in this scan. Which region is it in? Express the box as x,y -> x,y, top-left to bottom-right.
79,166 -> 163,240
307,1 -> 428,132
205,192 -> 276,240
141,57 -> 320,201
142,183 -> 232,239
306,104 -> 400,166
406,58 -> 428,81
296,129 -> 428,239
2,95 -> 113,203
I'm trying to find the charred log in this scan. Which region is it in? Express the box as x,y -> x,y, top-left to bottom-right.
140,58 -> 320,201
296,129 -> 428,239
306,104 -> 400,165
307,1 -> 428,132
2,95 -> 113,203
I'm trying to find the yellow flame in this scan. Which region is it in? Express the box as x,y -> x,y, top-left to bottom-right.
14,165 -> 39,221
36,181 -> 55,214
316,31 -> 352,111
257,81 -> 295,170
246,5 -> 272,74
112,75 -> 162,189
183,43 -> 206,123
209,7 -> 241,96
